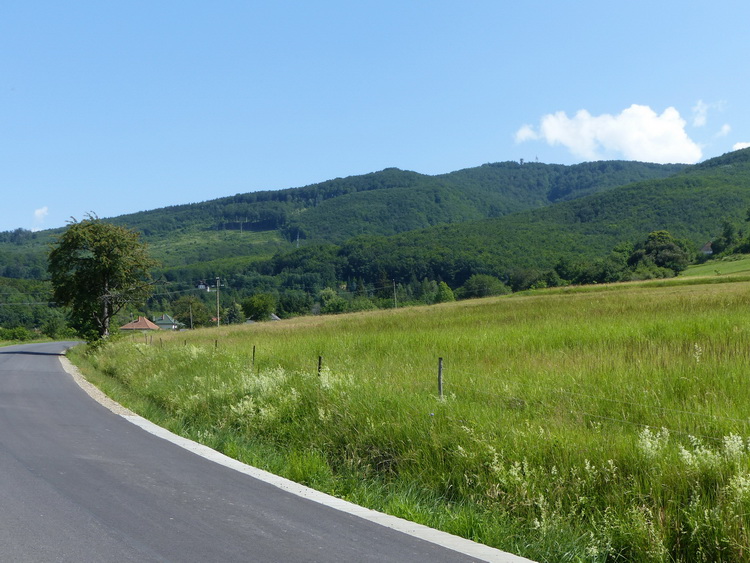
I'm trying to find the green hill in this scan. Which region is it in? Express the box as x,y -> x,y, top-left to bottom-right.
4,150 -> 750,328
0,159 -> 683,280
331,148 -> 750,286
283,161 -> 684,242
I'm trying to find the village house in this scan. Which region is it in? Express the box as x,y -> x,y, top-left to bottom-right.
119,316 -> 160,331
152,314 -> 184,331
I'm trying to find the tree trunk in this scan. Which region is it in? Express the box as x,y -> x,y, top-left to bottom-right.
101,280 -> 110,338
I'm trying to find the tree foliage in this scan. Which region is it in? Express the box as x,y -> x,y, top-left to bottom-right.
457,274 -> 511,299
48,217 -> 158,339
628,230 -> 693,275
242,293 -> 277,321
435,282 -> 455,303
171,295 -> 212,328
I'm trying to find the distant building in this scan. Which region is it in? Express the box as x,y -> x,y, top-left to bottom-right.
244,313 -> 281,324
152,314 -> 183,331
700,241 -> 713,255
120,316 -> 160,331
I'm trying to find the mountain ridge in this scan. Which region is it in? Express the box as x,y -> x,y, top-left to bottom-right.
0,158 -> 685,280
2,149 -> 750,328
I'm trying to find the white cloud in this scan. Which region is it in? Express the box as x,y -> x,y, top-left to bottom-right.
514,124 -> 538,143
691,99 -> 727,128
734,142 -> 750,151
692,100 -> 709,127
717,124 -> 731,137
515,104 -> 703,164
32,206 -> 49,232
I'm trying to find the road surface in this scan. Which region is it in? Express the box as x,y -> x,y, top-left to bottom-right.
0,341 -> 529,562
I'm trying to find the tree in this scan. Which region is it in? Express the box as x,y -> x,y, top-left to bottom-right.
628,230 -> 692,276
242,293 -> 277,321
457,274 -> 510,299
172,295 -> 212,328
48,217 -> 158,339
435,281 -> 455,303
318,287 -> 348,314
278,290 -> 313,317
225,302 -> 246,324
711,219 -> 738,255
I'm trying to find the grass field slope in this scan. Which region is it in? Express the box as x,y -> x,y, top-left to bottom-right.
72,271 -> 750,562
684,254 -> 750,279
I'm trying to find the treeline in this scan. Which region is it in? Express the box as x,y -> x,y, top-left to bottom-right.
703,211 -> 750,257
0,228 -> 38,245
0,226 -> 701,334
137,229 -> 693,329
0,277 -> 71,338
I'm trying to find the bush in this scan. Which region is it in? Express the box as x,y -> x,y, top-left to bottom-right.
0,327 -> 35,341
435,282 -> 455,303
457,274 -> 510,299
319,287 -> 348,314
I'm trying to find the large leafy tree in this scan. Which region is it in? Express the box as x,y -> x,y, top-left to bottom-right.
48,217 -> 158,339
241,293 -> 277,321
171,295 -> 212,328
627,230 -> 692,276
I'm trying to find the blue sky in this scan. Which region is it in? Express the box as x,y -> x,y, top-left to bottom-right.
2,1 -> 748,232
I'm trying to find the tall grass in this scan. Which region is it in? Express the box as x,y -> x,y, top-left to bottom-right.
71,281 -> 750,561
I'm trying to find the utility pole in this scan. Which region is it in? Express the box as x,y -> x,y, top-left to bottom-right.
216,276 -> 221,327
393,279 -> 397,308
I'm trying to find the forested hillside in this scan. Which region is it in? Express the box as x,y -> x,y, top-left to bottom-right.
308,148 -> 750,289
0,159 -> 684,281
156,148 -> 750,319
282,161 -> 685,242
7,150 -> 750,329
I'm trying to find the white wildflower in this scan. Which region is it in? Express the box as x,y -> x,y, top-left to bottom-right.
680,435 -> 720,469
230,396 -> 256,418
723,434 -> 745,460
727,473 -> 750,502
638,427 -> 670,459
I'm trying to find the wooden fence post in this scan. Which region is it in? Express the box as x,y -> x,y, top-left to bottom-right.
438,357 -> 444,399
318,356 -> 323,376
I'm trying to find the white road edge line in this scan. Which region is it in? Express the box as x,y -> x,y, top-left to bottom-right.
60,356 -> 533,563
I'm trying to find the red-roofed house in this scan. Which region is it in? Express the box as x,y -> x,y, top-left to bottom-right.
120,316 -> 160,331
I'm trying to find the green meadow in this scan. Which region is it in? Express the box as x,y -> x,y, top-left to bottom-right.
684,255 -> 750,279
70,278 -> 750,561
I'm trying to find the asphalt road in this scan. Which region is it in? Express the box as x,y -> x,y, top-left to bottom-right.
0,342 -> 528,563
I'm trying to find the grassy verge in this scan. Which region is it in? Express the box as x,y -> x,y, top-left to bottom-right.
69,280 -> 750,561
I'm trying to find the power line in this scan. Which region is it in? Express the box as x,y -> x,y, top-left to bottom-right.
0,302 -> 57,306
